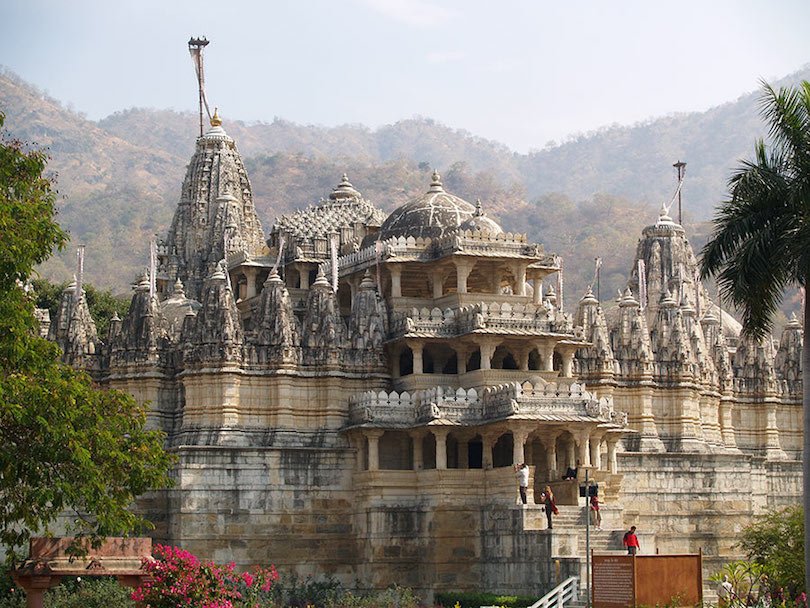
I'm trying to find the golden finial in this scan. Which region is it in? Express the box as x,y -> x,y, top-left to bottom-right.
210,107 -> 222,127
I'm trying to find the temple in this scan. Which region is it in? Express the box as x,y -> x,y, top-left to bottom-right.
43,113 -> 803,598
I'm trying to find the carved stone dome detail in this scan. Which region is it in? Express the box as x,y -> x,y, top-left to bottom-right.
377,171 -> 477,240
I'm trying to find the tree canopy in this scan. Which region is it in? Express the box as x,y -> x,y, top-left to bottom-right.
0,112 -> 173,564
700,81 -> 810,595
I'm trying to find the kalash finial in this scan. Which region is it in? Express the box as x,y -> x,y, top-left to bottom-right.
210,107 -> 222,127
429,170 -> 444,192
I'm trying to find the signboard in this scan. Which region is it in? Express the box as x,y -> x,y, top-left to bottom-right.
592,556 -> 635,608
592,553 -> 703,608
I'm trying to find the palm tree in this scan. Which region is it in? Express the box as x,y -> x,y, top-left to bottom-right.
700,80 -> 810,594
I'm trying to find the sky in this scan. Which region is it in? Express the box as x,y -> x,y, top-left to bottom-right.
2,0 -> 809,153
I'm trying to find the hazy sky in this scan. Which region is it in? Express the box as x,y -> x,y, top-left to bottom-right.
2,0 -> 809,152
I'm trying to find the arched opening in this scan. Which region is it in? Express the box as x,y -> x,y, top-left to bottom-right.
492,433 -> 514,468
528,349 -> 542,371
399,348 -> 414,376
379,431 -> 412,470
422,434 -> 436,469
424,343 -> 457,375
468,435 -> 483,469
467,349 -> 481,371
423,349 -> 435,374
446,434 -> 459,469
492,345 -> 518,370
553,351 -> 563,372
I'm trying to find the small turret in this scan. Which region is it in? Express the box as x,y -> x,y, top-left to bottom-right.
775,313 -> 802,397
48,277 -> 99,367
248,269 -> 300,366
110,270 -> 166,366
574,288 -> 615,385
301,268 -> 346,366
183,265 -> 243,365
346,270 -> 388,369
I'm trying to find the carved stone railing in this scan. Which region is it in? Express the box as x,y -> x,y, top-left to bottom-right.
481,380 -> 604,420
347,381 -> 628,427
348,386 -> 481,426
324,231 -> 559,278
389,302 -> 577,340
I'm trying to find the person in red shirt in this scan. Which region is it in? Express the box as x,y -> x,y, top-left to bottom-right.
623,526 -> 640,555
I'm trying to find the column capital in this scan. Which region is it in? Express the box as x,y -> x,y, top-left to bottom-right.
430,427 -> 450,440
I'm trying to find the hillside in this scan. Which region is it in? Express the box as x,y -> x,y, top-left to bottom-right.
1,64 -> 808,310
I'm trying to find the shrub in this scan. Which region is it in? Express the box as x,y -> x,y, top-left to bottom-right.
327,585 -> 420,608
131,544 -> 278,608
435,591 -> 538,608
47,578 -> 134,608
267,571 -> 343,608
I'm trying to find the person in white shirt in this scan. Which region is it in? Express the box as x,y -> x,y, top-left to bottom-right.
514,463 -> 529,504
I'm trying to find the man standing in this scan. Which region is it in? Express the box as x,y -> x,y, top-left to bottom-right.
623,526 -> 640,555
515,463 -> 529,505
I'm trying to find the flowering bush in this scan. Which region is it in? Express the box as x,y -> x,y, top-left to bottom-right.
131,544 -> 278,608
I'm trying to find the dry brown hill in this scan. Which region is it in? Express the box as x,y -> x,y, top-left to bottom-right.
2,65 -> 807,311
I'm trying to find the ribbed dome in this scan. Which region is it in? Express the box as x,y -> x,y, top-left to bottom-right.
457,199 -> 503,234
377,171 -> 476,240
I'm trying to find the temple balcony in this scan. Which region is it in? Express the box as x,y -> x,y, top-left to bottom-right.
346,380 -> 627,429
388,302 -> 578,341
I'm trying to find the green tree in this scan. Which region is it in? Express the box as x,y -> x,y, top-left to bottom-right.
700,82 -> 810,593
0,112 -> 173,564
737,506 -> 805,599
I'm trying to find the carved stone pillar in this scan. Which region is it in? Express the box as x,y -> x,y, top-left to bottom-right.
481,432 -> 496,469
606,436 -> 619,474
512,427 -> 529,465
389,265 -> 402,298
491,266 -> 502,293
407,339 -> 424,375
532,279 -> 542,305
455,345 -> 469,375
410,430 -> 426,470
516,346 -> 530,372
454,259 -> 475,294
558,345 -> 577,378
366,429 -> 385,471
513,263 -> 527,296
477,337 -> 501,371
577,429 -> 592,467
566,436 -> 576,469
589,434 -> 603,470
432,269 -> 444,299
545,431 -> 561,479
536,340 -> 555,372
432,428 -> 449,469
296,263 -> 311,290
245,267 -> 258,299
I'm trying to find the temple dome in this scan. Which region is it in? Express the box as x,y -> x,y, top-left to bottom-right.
377,171 -> 476,240
457,199 -> 503,234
